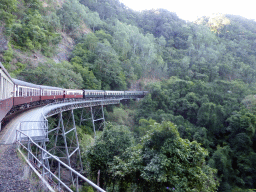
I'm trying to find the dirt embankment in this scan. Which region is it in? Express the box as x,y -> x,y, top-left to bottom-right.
0,144 -> 48,192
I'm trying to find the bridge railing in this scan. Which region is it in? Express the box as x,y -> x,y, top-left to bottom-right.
42,99 -> 120,118
17,120 -> 48,142
16,129 -> 106,192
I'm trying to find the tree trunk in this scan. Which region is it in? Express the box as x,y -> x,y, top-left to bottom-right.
97,169 -> 100,192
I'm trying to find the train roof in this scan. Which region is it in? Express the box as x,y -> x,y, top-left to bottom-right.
104,90 -> 124,93
64,89 -> 83,92
13,79 -> 63,90
12,78 -> 40,88
84,90 -> 105,92
0,62 -> 13,81
40,85 -> 63,90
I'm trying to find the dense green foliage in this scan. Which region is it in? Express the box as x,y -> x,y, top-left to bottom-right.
111,121 -> 219,191
135,78 -> 256,191
84,121 -> 219,191
1,0 -> 256,191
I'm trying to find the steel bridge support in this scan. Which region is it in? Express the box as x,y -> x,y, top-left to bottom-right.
47,109 -> 82,185
79,105 -> 105,136
26,140 -> 51,179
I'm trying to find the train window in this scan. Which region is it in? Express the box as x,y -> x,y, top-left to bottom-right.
19,87 -> 22,97
0,74 -> 1,100
2,78 -> 5,99
2,78 -> 4,99
22,88 -> 26,96
0,74 -> 2,100
15,86 -> 18,97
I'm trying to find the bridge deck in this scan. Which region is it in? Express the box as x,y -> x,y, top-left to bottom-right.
0,99 -> 121,144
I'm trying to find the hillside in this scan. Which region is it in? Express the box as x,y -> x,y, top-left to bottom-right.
2,0 -> 256,88
1,0 -> 256,191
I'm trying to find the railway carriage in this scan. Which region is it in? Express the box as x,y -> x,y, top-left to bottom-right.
13,79 -> 41,108
40,85 -> 64,101
84,90 -> 105,100
0,62 -> 14,130
124,91 -> 146,99
64,89 -> 83,99
105,91 -> 125,99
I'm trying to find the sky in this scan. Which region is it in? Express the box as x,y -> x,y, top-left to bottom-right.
119,0 -> 256,21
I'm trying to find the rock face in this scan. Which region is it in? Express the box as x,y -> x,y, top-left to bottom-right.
53,32 -> 75,63
0,28 -> 8,53
0,144 -> 46,192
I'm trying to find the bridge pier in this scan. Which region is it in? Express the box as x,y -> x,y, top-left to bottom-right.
80,105 -> 106,136
51,110 -> 82,163
46,109 -> 82,186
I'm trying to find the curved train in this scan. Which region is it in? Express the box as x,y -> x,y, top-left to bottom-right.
0,62 -> 147,130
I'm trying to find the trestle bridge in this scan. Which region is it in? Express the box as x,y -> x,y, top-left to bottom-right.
0,98 -> 135,192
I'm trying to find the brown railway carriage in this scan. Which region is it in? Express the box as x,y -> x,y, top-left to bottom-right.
40,85 -> 64,101
0,62 -> 14,129
13,79 -> 41,106
64,89 -> 83,99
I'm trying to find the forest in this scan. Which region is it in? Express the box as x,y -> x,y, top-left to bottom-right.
1,0 -> 256,191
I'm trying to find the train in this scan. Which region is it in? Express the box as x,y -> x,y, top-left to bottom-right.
0,62 -> 147,130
